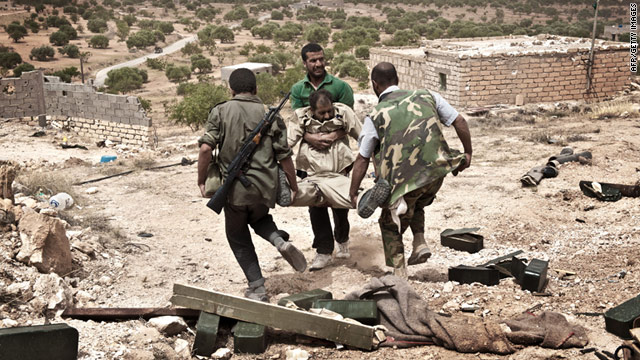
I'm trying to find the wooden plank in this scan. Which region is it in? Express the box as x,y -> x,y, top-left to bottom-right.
171,284 -> 375,350
61,307 -> 201,321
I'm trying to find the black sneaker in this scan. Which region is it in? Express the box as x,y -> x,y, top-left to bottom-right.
357,179 -> 391,218
276,167 -> 292,206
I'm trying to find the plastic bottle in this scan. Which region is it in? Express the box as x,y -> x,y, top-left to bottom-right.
49,193 -> 74,210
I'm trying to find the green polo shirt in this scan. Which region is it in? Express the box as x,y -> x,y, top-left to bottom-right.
290,72 -> 354,109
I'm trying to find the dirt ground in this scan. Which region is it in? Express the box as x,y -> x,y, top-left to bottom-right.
1,88 -> 640,359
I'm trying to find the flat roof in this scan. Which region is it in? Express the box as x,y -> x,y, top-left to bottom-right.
222,62 -> 272,70
382,35 -> 629,59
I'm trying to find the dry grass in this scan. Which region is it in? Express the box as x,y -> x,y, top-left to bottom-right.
589,101 -> 638,119
16,171 -> 82,201
59,211 -> 127,247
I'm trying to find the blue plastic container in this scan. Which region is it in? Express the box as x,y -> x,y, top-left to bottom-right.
100,155 -> 117,163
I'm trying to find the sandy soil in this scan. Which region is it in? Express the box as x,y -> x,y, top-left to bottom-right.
2,89 -> 640,359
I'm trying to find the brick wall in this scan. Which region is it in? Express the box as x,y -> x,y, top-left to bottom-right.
0,71 -> 152,147
371,40 -> 630,108
460,48 -> 629,107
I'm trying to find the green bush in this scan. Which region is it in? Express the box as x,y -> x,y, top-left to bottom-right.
190,54 -> 212,73
49,31 -> 70,46
146,57 -> 166,70
256,67 -> 304,105
30,46 -> 55,61
51,66 -> 80,83
0,48 -> 22,69
242,18 -> 260,30
182,41 -> 202,55
126,30 -> 156,49
271,10 -> 284,20
165,64 -> 191,82
170,82 -> 229,129
7,22 -> 28,42
354,45 -> 370,59
13,63 -> 35,77
59,24 -> 78,39
90,35 -> 109,48
223,6 -> 248,22
304,23 -> 330,45
59,44 -> 80,58
105,67 -> 148,93
87,18 -> 108,33
332,54 -> 368,82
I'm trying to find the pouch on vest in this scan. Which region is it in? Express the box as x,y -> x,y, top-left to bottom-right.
204,150 -> 222,196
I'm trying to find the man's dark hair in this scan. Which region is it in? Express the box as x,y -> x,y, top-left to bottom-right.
309,89 -> 333,110
229,68 -> 256,94
301,43 -> 323,61
371,62 -> 399,88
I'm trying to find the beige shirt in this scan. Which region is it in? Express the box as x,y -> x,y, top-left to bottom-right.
288,103 -> 361,175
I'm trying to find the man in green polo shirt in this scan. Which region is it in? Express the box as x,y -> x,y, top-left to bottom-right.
290,43 -> 354,110
288,43 -> 355,271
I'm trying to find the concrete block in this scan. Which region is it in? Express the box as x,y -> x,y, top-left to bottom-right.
0,324 -> 78,360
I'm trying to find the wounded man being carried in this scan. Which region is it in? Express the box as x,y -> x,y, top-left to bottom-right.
287,89 -> 361,209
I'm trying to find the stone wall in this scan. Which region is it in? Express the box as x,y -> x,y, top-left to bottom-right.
370,40 -> 630,108
0,71 -> 152,147
0,71 -> 45,119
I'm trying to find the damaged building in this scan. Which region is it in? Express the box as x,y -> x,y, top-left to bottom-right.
370,35 -> 630,108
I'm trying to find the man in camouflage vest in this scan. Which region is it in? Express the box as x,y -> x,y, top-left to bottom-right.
349,62 -> 472,278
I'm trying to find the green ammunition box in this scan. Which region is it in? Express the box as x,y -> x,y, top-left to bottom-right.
311,299 -> 379,325
448,265 -> 501,286
277,288 -> 333,310
192,311 -> 220,356
605,294 -> 640,339
233,322 -> 267,354
440,228 -> 484,253
0,323 -> 78,360
521,259 -> 548,293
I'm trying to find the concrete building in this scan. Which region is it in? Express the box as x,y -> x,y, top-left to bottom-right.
604,24 -> 631,41
220,62 -> 273,83
370,35 -> 630,108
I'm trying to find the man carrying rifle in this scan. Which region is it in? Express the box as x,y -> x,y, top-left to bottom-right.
197,68 -> 306,302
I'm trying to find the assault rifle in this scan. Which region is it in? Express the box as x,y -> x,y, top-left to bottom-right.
207,92 -> 290,213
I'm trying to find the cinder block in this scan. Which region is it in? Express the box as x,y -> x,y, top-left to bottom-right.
233,322 -> 266,354
605,294 -> 640,339
311,299 -> 378,325
0,324 -> 78,360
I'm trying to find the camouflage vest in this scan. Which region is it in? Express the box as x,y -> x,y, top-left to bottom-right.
370,89 -> 464,205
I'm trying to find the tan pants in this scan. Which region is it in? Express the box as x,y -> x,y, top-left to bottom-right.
291,173 -> 353,209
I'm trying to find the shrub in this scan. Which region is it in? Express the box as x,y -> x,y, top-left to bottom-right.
190,54 -> 212,73
87,18 -> 108,33
30,46 -> 55,61
59,44 -> 80,58
242,18 -> 260,30
271,10 -> 283,20
181,41 -> 202,55
89,35 -> 109,48
165,64 -> 191,82
13,63 -> 35,77
49,30 -> 70,46
126,30 -> 156,49
105,67 -> 148,93
304,24 -> 330,45
7,22 -> 28,42
332,54 -> 368,82
51,66 -> 80,83
170,82 -> 229,129
354,45 -> 370,59
146,57 -> 166,70
0,48 -> 22,68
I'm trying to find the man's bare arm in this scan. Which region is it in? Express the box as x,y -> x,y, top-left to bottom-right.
198,143 -> 213,197
451,115 -> 472,171
349,154 -> 370,207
